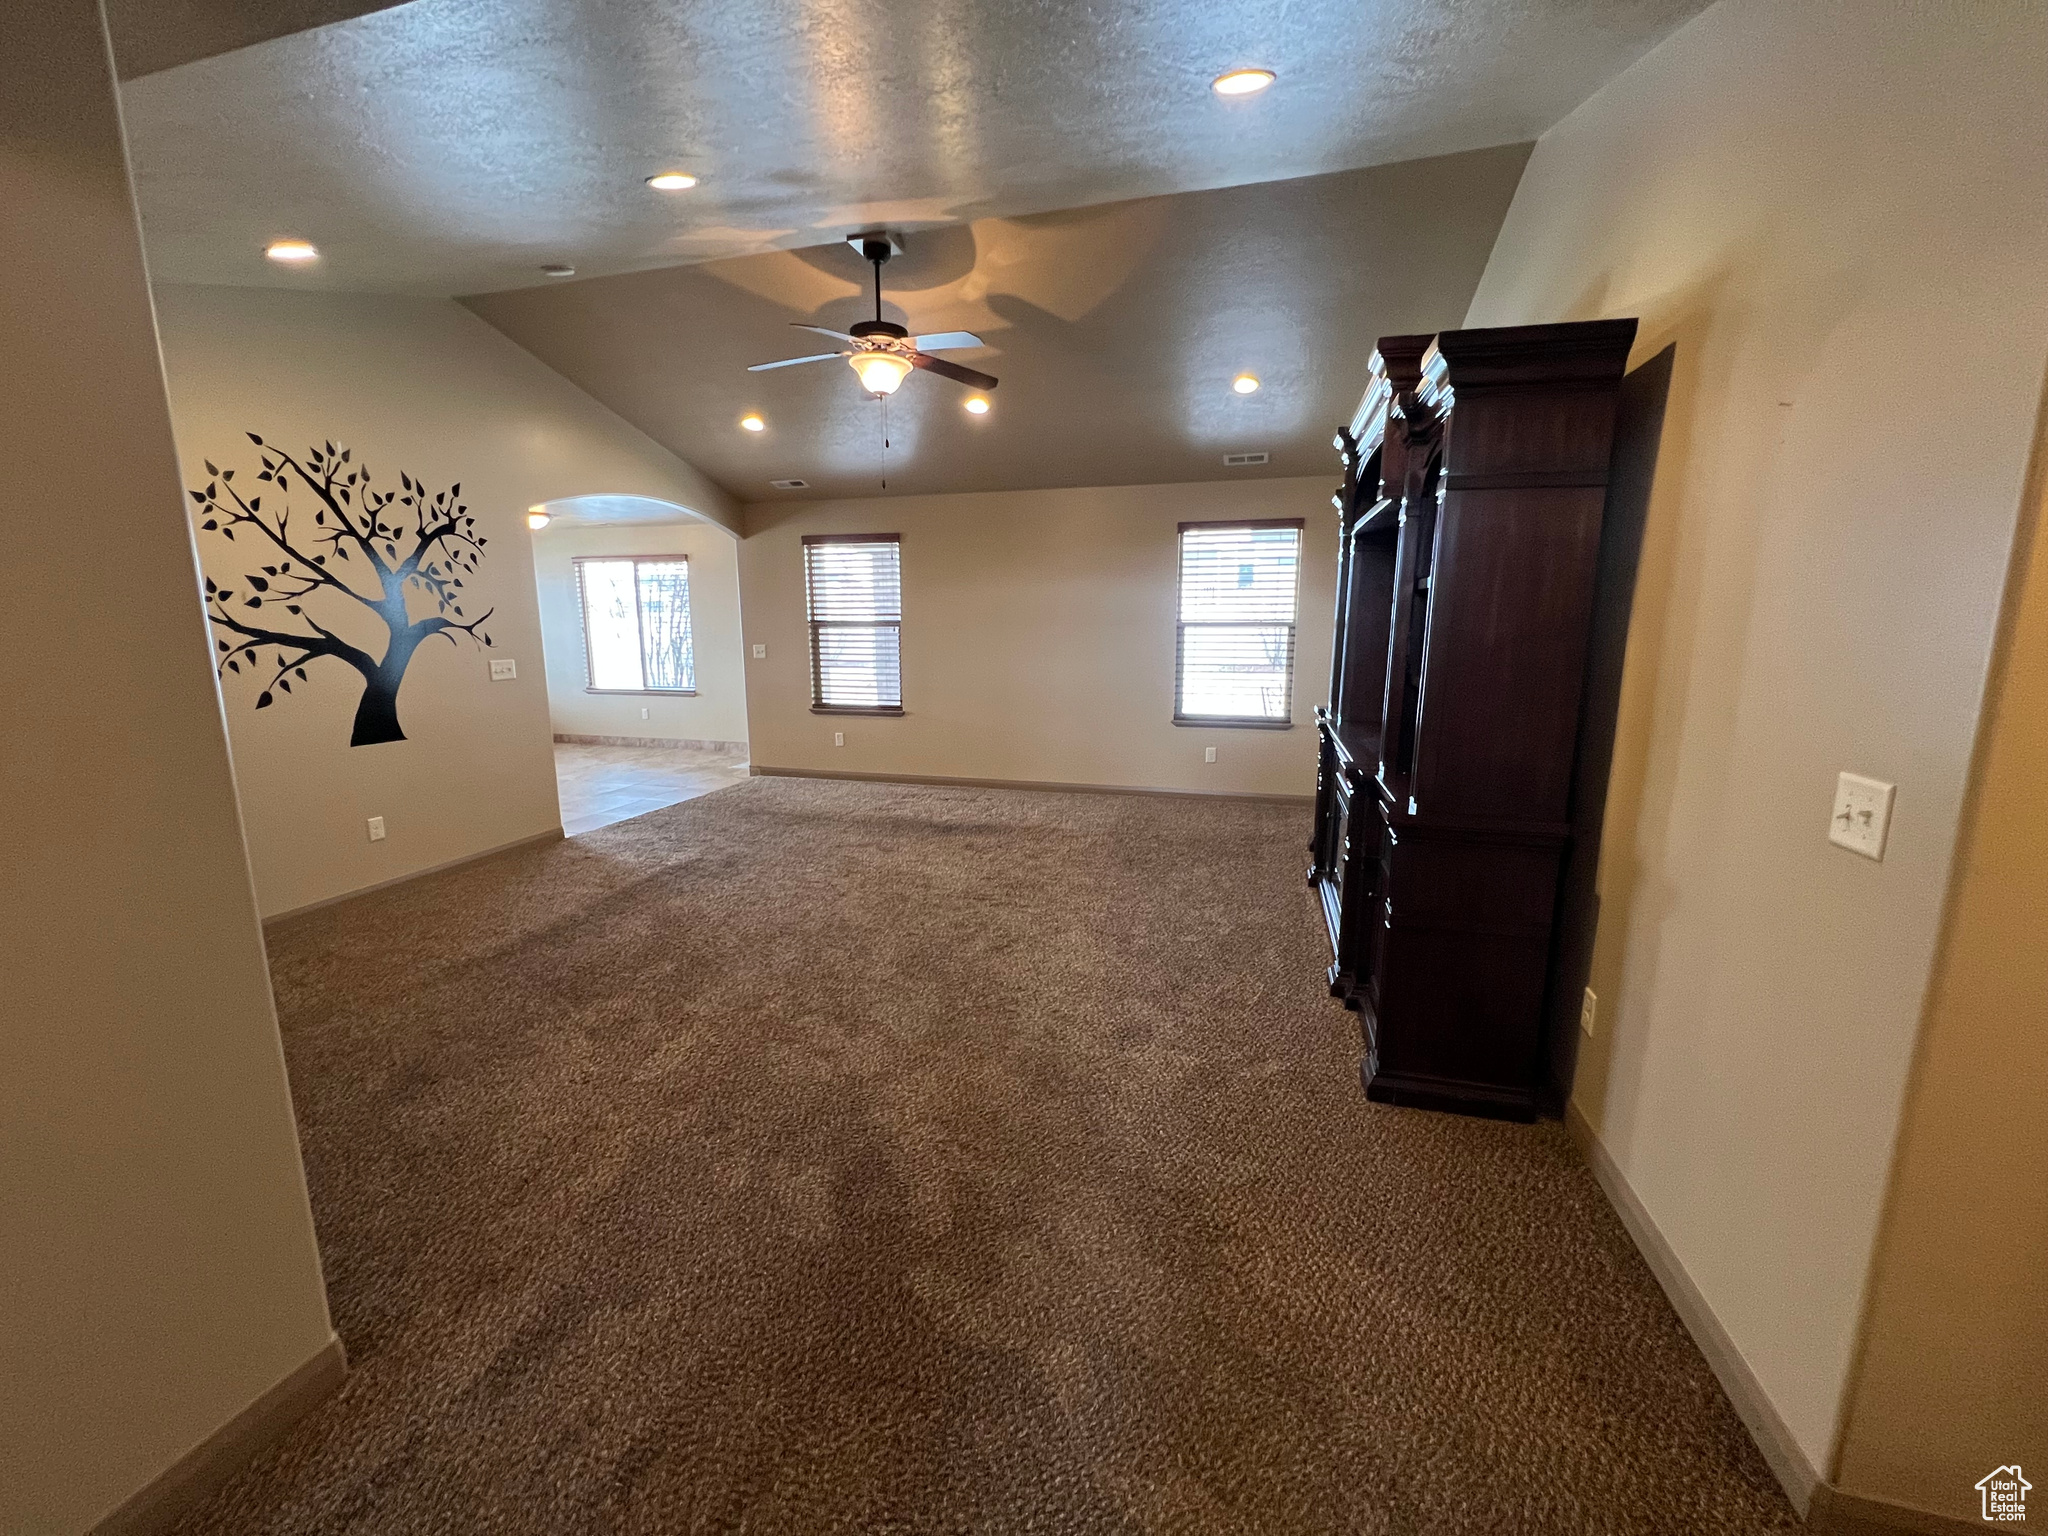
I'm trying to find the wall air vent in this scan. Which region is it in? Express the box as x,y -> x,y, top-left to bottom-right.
769,479 -> 809,490
1223,452 -> 1269,467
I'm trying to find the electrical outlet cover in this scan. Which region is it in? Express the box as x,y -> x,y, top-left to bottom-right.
752,644 -> 767,659
489,658 -> 516,680
1829,772 -> 1896,860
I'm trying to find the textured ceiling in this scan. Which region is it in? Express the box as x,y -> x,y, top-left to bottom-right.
463,148 -> 1531,503
119,0 -> 1707,295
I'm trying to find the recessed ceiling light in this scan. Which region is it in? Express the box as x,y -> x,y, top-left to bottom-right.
1232,373 -> 1262,394
740,414 -> 765,432
963,396 -> 991,415
526,507 -> 551,530
265,239 -> 319,263
646,171 -> 698,191
1212,68 -> 1275,97
540,263 -> 576,278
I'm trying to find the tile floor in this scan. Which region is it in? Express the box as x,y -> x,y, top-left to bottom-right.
554,741 -> 751,837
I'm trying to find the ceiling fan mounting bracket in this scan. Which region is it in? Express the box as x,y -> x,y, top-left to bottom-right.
847,230 -> 904,263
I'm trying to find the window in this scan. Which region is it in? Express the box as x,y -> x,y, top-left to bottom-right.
803,534 -> 902,713
1174,520 -> 1304,726
575,557 -> 695,693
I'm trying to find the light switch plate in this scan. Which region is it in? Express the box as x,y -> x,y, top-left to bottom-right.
752,644 -> 767,659
1579,987 -> 1597,1038
489,658 -> 517,681
1204,746 -> 1217,763
1829,772 -> 1895,860
366,816 -> 386,842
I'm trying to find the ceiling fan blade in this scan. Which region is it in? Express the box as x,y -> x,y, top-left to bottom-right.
792,323 -> 859,343
910,353 -> 999,390
746,352 -> 846,371
911,331 -> 984,352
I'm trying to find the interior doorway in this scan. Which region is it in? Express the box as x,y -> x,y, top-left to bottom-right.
526,495 -> 750,835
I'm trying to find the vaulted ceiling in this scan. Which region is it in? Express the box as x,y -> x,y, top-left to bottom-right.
112,0 -> 1710,500
464,149 -> 1530,501
106,0 -> 414,79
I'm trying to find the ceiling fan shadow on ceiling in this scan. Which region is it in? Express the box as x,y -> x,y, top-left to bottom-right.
747,232 -> 998,397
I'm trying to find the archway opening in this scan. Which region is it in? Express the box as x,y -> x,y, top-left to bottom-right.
527,495 -> 750,835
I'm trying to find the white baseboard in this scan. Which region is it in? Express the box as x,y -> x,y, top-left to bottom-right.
91,1335 -> 346,1535
1564,1102 -> 1822,1515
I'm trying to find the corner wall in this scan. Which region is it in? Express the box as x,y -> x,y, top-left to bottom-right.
151,286 -> 740,917
0,7 -> 334,1531
739,478 -> 1336,797
1830,377 -> 2048,1522
1462,0 -> 2048,1487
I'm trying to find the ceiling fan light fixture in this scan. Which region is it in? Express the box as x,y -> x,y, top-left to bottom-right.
740,414 -> 765,432
963,396 -> 991,415
646,171 -> 698,191
851,350 -> 911,395
526,507 -> 551,530
265,239 -> 319,263
1233,372 -> 1262,394
1212,68 -> 1276,97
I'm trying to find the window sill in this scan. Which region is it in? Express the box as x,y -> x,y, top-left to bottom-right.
811,705 -> 906,716
1172,716 -> 1295,730
586,688 -> 697,697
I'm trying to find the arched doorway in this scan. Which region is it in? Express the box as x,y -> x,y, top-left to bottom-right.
526,495 -> 750,835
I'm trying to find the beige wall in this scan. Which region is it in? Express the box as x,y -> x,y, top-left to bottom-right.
0,6 -> 334,1532
740,478 -> 1336,796
152,286 -> 739,917
1831,385 -> 2048,1520
1464,0 -> 2048,1483
535,517 -> 750,746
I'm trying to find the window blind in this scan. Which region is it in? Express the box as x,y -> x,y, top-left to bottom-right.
576,557 -> 695,692
1175,520 -> 1303,724
803,535 -> 902,711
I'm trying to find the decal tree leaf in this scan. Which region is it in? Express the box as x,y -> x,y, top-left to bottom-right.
191,438 -> 495,747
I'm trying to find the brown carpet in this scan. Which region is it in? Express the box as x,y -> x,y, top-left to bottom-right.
177,777 -> 1800,1534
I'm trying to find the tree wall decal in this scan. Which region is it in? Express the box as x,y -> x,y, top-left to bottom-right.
191,434 -> 495,747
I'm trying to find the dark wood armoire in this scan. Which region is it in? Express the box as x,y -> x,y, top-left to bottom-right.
1310,319 -> 1637,1120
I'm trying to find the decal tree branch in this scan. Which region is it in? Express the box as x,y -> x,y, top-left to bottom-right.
190,435 -> 496,747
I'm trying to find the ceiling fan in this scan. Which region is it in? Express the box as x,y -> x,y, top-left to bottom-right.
747,233 -> 998,397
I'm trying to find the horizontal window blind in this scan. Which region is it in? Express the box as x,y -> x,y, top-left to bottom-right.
1175,521 -> 1302,724
804,535 -> 902,710
576,556 -> 695,692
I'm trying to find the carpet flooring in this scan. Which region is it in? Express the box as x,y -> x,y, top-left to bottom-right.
177,777 -> 1800,1534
